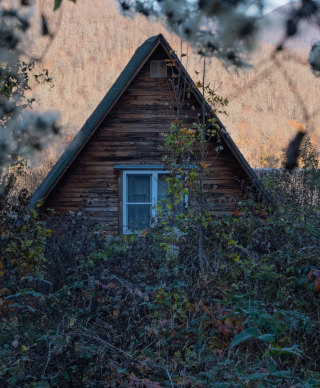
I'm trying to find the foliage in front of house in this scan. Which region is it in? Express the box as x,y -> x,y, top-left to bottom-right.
1,132 -> 320,387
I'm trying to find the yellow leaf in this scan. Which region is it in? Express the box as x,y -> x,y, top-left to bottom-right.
164,59 -> 171,62
21,345 -> 28,352
141,232 -> 147,238
69,318 -> 75,327
75,342 -> 80,352
181,128 -> 196,135
200,161 -> 211,170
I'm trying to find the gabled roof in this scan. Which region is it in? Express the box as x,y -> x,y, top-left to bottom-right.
29,34 -> 268,209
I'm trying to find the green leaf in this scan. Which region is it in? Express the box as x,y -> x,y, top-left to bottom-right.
233,290 -> 255,299
270,346 -> 302,357
32,292 -> 42,298
230,332 -> 253,348
98,252 -> 108,260
54,0 -> 63,10
263,349 -> 272,358
271,371 -> 291,378
297,277 -> 308,286
247,372 -> 269,381
231,327 -> 260,348
258,334 -> 275,342
268,362 -> 277,374
243,327 -> 260,337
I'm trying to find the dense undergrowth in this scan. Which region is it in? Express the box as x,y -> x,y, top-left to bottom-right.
1,164 -> 320,388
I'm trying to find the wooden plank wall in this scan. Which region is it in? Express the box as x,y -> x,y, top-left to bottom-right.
44,46 -> 250,234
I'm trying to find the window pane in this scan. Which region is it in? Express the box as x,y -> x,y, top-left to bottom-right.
127,204 -> 151,229
157,174 -> 170,201
127,175 -> 151,203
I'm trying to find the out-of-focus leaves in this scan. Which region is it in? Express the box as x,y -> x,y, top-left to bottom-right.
258,334 -> 275,342
286,19 -> 297,37
41,14 -> 50,36
285,131 -> 305,171
54,0 -> 63,10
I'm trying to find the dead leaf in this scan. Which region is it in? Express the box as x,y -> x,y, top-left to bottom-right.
113,309 -> 120,318
83,292 -> 91,300
97,292 -> 106,303
233,209 -> 240,217
134,288 -> 143,297
12,338 -> 19,348
224,318 -> 234,329
218,324 -> 231,335
200,161 -> 211,170
181,128 -> 196,135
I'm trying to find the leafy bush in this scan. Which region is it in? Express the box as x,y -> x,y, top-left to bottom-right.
1,132 -> 320,387
1,186 -> 320,387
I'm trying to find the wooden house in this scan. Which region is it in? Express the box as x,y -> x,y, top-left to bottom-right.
29,34 -> 267,235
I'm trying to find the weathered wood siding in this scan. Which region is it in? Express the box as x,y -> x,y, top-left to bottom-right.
44,46 -> 249,234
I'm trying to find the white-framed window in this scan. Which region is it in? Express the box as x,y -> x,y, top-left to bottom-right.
150,60 -> 167,77
122,170 -> 184,234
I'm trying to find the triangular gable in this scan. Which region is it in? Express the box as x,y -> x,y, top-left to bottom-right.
29,34 -> 268,209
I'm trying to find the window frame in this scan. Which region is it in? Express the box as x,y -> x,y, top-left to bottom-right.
150,60 -> 167,78
122,170 -> 186,234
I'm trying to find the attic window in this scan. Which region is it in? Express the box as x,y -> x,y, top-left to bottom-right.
150,60 -> 167,77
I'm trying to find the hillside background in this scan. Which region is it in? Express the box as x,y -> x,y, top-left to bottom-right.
25,0 -> 320,189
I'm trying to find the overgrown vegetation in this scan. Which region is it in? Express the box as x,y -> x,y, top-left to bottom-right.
1,128 -> 320,387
